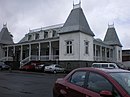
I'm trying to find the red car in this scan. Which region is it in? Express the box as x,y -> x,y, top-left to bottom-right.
20,64 -> 35,71
53,68 -> 130,97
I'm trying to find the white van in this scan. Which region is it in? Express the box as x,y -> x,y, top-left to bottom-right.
92,63 -> 119,69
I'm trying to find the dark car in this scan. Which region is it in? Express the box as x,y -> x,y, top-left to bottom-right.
53,68 -> 130,97
35,64 -> 48,72
0,62 -> 10,70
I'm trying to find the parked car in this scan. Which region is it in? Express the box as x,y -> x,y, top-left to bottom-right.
35,64 -> 48,72
44,64 -> 65,73
53,68 -> 130,97
20,64 -> 35,71
92,63 -> 119,69
0,62 -> 10,70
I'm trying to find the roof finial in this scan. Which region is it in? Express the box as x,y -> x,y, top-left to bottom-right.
108,22 -> 114,28
73,0 -> 74,7
3,22 -> 7,28
79,0 -> 81,4
29,28 -> 31,33
73,0 -> 81,9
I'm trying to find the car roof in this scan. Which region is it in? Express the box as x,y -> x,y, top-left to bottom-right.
92,63 -> 116,64
74,67 -> 130,73
65,67 -> 130,80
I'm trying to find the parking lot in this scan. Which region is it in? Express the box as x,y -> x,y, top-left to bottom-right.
0,71 -> 66,97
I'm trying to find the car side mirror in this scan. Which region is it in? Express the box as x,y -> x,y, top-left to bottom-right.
100,90 -> 113,97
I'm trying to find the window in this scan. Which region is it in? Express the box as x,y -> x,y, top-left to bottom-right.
84,41 -> 89,54
102,47 -> 105,57
96,45 -> 100,56
4,48 -> 7,57
118,50 -> 120,60
110,64 -> 116,68
52,30 -> 57,37
93,44 -> 95,56
92,64 -> 100,68
102,64 -> 108,68
107,48 -> 110,58
28,34 -> 32,40
110,49 -> 113,58
44,31 -> 48,39
70,71 -> 86,87
35,33 -> 39,40
66,40 -> 73,54
87,72 -> 112,93
110,72 -> 130,95
55,65 -> 62,68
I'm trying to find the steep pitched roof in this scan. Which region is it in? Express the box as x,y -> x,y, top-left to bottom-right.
104,26 -> 122,47
0,25 -> 14,44
61,5 -> 94,36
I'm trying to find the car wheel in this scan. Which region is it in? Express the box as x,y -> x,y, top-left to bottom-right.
53,70 -> 56,74
59,95 -> 64,97
63,70 -> 66,73
0,66 -> 2,70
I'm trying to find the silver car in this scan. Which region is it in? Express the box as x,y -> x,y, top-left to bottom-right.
44,64 -> 65,73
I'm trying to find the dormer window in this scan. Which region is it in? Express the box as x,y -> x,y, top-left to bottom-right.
52,30 -> 57,37
35,33 -> 39,40
44,31 -> 48,39
28,34 -> 32,40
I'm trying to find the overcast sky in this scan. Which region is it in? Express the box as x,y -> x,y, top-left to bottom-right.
0,0 -> 130,50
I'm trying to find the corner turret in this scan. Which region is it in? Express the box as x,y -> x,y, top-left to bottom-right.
0,24 -> 14,44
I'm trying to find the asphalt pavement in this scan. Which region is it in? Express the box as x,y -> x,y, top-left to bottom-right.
0,70 -> 66,97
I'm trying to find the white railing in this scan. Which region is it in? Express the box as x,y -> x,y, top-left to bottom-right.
30,55 -> 39,61
20,56 -> 30,67
94,56 -> 113,62
20,55 -> 59,66
40,55 -> 49,61
0,57 -> 13,62
52,55 -> 59,60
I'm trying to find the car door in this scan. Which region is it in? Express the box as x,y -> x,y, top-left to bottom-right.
64,71 -> 87,97
55,65 -> 62,72
83,72 -> 122,97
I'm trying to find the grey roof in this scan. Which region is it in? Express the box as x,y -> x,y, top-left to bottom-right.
94,38 -> 113,48
18,36 -> 26,43
61,7 -> 94,36
0,26 -> 14,44
104,27 -> 122,47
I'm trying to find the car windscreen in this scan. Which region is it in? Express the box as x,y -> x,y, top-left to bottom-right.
109,72 -> 130,95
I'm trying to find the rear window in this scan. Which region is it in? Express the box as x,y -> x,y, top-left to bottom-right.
55,65 -> 62,68
92,64 -> 100,68
102,64 -> 108,68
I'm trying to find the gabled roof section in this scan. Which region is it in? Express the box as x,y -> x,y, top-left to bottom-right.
0,24 -> 14,44
104,25 -> 122,47
61,3 -> 94,36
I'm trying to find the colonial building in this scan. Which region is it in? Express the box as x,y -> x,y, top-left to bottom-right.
0,3 -> 122,70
